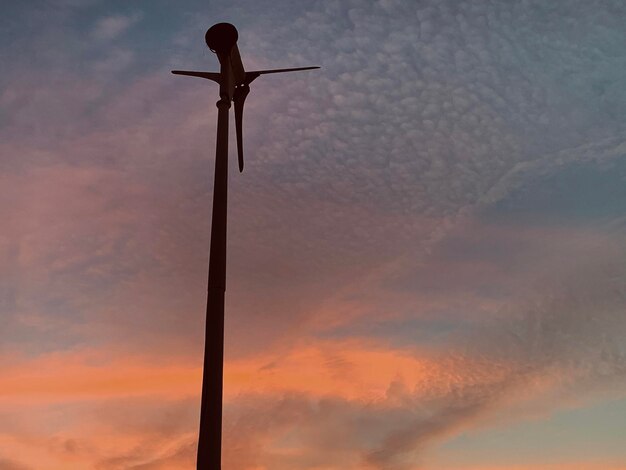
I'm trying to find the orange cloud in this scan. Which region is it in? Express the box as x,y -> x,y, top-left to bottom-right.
1,339 -> 518,406
224,339 -> 516,403
0,340 -> 619,470
0,350 -> 201,405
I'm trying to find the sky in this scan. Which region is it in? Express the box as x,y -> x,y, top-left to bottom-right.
1,0 -> 626,469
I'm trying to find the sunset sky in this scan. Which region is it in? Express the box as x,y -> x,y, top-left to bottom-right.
2,0 -> 626,469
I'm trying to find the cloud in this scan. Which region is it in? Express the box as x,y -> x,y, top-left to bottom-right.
48,0 -> 100,7
91,13 -> 142,41
0,351 -> 201,404
360,244 -> 626,468
94,435 -> 196,470
0,459 -> 32,470
92,49 -> 134,73
3,0 -> 626,469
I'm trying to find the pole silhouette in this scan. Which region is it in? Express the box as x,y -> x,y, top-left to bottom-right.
172,23 -> 319,470
198,93 -> 229,470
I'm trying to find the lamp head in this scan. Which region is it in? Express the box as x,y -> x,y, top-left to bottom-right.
205,23 -> 238,54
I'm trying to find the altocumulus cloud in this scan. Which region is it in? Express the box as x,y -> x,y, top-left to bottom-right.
2,0 -> 626,469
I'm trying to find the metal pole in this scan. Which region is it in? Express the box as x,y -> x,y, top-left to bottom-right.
197,94 -> 230,470
170,23 -> 319,470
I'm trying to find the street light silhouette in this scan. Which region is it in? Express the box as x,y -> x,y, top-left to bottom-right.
172,23 -> 319,470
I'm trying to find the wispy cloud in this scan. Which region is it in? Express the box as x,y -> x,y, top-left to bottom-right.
91,13 -> 142,41
0,458 -> 32,470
